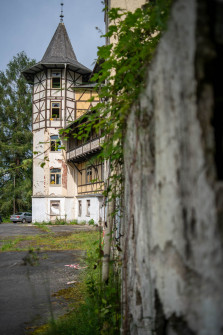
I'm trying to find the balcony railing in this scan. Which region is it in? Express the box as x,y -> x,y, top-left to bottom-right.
67,137 -> 104,161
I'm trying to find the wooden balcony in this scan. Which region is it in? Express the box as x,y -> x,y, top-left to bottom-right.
67,137 -> 104,162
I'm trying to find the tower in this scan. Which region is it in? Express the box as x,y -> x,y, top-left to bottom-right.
22,22 -> 92,222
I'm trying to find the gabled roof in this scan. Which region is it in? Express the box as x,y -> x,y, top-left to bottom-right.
22,23 -> 91,84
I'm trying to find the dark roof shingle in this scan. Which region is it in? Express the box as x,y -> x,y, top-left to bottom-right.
41,23 -> 77,64
22,23 -> 91,83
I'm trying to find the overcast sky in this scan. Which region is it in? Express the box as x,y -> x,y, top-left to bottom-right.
0,0 -> 105,72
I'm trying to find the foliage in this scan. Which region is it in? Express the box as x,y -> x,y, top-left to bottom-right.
0,52 -> 36,218
88,218 -> 95,225
61,0 -> 172,169
54,217 -> 66,225
69,219 -> 79,225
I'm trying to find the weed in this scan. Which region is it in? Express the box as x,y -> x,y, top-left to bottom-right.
54,218 -> 66,225
34,223 -> 50,232
79,220 -> 86,225
88,219 -> 95,226
34,221 -> 52,226
1,240 -> 15,251
22,248 -> 40,266
69,219 -> 78,225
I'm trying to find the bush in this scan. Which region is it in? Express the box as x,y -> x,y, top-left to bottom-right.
88,219 -> 95,226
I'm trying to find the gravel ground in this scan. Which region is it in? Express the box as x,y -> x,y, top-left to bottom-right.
0,223 -> 91,335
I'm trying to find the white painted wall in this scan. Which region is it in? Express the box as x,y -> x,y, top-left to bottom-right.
76,196 -> 104,224
32,197 -> 48,222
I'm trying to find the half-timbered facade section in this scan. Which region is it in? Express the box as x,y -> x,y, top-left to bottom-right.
64,99 -> 106,223
22,22 -> 98,223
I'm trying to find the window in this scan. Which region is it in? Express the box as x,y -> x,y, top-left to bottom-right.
86,166 -> 92,184
101,163 -> 104,181
51,71 -> 61,89
51,102 -> 60,119
50,135 -> 61,151
78,200 -> 82,216
86,200 -> 90,216
50,201 -> 60,215
50,168 -> 61,185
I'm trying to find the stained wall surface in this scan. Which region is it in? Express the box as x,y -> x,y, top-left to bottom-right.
122,0 -> 223,334
110,0 -> 146,12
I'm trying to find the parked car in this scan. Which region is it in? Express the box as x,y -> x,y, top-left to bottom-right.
10,212 -> 32,223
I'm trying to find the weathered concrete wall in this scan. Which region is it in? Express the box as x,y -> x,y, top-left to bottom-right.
122,0 -> 223,334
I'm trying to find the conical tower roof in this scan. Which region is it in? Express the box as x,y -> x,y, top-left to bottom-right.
22,23 -> 91,84
41,23 -> 77,64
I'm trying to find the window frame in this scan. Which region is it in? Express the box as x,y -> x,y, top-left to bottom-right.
78,200 -> 82,217
51,71 -> 61,89
50,135 -> 61,152
50,168 -> 61,186
86,166 -> 92,184
50,200 -> 61,215
51,101 -> 61,120
86,200 -> 90,216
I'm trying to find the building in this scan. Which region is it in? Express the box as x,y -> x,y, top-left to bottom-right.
22,21 -> 105,223
104,0 -> 147,44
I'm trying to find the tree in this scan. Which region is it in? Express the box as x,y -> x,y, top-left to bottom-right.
0,52 -> 35,218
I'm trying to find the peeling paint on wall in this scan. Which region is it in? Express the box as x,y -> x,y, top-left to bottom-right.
122,0 -> 223,334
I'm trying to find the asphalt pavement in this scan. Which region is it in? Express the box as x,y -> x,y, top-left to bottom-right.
0,224 -> 90,335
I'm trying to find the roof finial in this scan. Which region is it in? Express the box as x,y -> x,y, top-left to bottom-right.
60,2 -> 64,22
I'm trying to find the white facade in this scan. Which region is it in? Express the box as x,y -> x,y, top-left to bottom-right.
76,195 -> 104,224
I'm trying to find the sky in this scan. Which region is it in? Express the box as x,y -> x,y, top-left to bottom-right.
0,0 -> 105,72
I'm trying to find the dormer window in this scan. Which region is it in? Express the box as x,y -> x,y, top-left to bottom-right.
51,102 -> 61,119
52,71 -> 61,89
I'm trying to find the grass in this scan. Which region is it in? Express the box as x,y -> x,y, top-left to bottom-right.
33,219 -> 87,226
33,223 -> 51,232
0,231 -> 99,252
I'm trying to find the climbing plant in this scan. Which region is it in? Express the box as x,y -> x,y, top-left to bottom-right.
61,0 -> 172,196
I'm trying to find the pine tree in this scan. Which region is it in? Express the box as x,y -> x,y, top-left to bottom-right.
0,52 -> 35,218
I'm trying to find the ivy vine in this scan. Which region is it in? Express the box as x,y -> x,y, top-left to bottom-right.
61,0 -> 172,192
